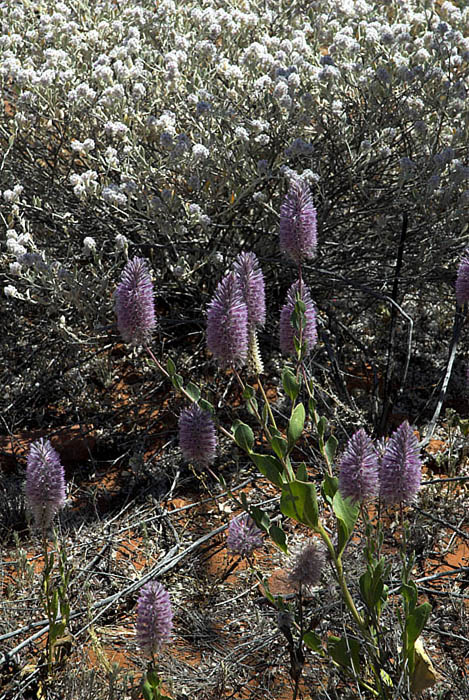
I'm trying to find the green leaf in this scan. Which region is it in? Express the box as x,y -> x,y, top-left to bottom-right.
271,435 -> 288,460
406,604 -> 432,647
166,358 -> 176,376
317,416 -> 327,440
400,581 -> 418,612
146,670 -> 161,687
246,396 -> 259,416
308,394 -> 316,414
269,524 -> 287,553
51,590 -> 59,619
282,368 -> 300,402
242,385 -> 256,400
185,382 -> 200,402
141,680 -> 154,700
327,635 -> 361,674
280,479 -> 319,527
332,490 -> 359,555
296,462 -> 307,481
321,473 -> 338,506
303,631 -> 322,653
199,398 -> 214,414
287,403 -> 305,448
251,453 -> 284,487
250,505 -> 271,532
171,373 -> 184,390
324,435 -> 338,463
233,422 -> 254,452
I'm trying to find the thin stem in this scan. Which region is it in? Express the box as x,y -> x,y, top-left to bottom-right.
256,375 -> 278,432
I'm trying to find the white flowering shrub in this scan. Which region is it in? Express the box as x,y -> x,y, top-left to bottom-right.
1,0 -> 468,424
1,0 -> 468,440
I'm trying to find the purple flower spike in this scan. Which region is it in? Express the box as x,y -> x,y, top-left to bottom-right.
279,281 -> 317,356
226,514 -> 263,557
379,421 -> 422,506
338,429 -> 379,504
114,257 -> 156,346
287,539 -> 325,592
233,252 -> 266,329
279,180 -> 317,264
136,580 -> 173,656
25,439 -> 66,533
456,248 -> 469,306
179,404 -> 217,466
206,272 -> 248,368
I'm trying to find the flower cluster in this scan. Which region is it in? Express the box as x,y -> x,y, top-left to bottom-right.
279,281 -> 317,357
178,404 -> 217,466
136,580 -> 173,657
338,421 -> 422,507
206,272 -> 249,368
379,421 -> 422,506
232,251 -> 266,330
226,514 -> 263,558
338,429 -> 379,504
287,539 -> 326,592
279,180 -> 317,264
114,257 -> 156,347
207,251 -> 267,369
25,439 -> 66,533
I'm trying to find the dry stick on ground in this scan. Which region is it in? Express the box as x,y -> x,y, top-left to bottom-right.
0,477 -> 259,653
420,305 -> 467,447
0,524 -> 227,668
1,474 -> 278,666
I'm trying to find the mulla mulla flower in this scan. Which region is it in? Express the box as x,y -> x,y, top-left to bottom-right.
136,580 -> 173,657
379,421 -> 422,506
206,272 -> 248,368
287,539 -> 326,592
233,252 -> 266,375
233,251 -> 266,330
226,514 -> 263,558
338,429 -> 379,504
455,247 -> 469,305
279,280 -> 317,356
25,439 -> 66,533
279,179 -> 317,264
178,404 -> 217,466
114,257 -> 156,346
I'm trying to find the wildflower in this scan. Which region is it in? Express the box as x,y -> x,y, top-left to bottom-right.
287,539 -> 325,592
25,439 -> 66,532
206,272 -> 248,367
82,236 -> 96,255
114,257 -> 156,346
338,429 -> 379,504
279,180 -> 317,264
233,251 -> 266,329
136,580 -> 173,657
178,404 -> 217,466
226,514 -> 263,557
455,247 -> 469,305
379,421 -> 422,506
279,281 -> 317,356
247,329 -> 264,376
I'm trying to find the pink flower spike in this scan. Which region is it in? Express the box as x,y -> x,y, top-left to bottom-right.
114,257 -> 156,347
379,421 -> 422,506
25,439 -> 66,533
279,180 -> 317,264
